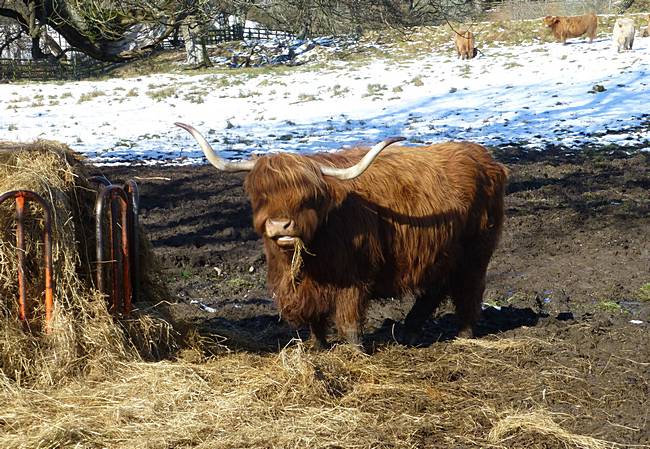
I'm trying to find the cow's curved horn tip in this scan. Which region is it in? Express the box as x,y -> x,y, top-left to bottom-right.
174,122 -> 190,130
391,136 -> 407,143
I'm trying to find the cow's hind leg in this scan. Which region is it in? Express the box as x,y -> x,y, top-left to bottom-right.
402,284 -> 447,345
450,267 -> 487,339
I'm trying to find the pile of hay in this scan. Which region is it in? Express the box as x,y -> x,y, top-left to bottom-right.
1,334 -> 646,448
0,140 -> 172,388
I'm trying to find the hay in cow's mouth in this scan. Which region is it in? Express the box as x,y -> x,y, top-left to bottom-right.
289,237 -> 313,289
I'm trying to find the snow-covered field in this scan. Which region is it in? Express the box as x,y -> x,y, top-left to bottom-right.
1,34 -> 649,165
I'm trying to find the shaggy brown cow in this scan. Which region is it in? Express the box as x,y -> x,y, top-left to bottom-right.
177,123 -> 507,349
643,15 -> 650,37
543,13 -> 598,44
455,30 -> 476,60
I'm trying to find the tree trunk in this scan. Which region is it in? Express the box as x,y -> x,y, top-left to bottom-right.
1,0 -> 190,62
42,29 -> 65,59
181,15 -> 210,68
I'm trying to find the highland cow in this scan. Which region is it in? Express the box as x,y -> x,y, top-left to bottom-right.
613,18 -> 635,52
543,13 -> 598,44
643,15 -> 650,37
177,123 -> 507,349
455,30 -> 477,60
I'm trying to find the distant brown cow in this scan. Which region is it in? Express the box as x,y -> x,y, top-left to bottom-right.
543,13 -> 598,43
177,123 -> 507,350
643,15 -> 650,37
455,30 -> 476,60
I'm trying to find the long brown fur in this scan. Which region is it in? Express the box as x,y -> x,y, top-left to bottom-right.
243,142 -> 507,348
543,13 -> 598,44
454,30 -> 476,60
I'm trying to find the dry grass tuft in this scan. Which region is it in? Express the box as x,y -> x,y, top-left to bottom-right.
489,410 -> 624,449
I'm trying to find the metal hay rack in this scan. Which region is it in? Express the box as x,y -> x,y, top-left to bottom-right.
0,176 -> 140,331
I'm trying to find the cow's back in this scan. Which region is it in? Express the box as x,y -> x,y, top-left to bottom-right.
309,143 -> 507,296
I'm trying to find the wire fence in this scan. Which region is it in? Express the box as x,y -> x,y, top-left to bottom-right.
0,52 -> 119,82
161,26 -> 295,49
0,25 -> 294,81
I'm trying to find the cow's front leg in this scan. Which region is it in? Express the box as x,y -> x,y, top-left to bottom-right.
308,316 -> 330,350
333,287 -> 366,351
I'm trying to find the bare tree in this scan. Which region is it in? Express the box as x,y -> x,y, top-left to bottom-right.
0,18 -> 26,57
251,0 -> 480,38
0,0 -> 482,63
0,0 -> 216,61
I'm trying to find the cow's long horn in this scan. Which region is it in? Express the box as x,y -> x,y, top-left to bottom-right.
320,137 -> 406,180
175,122 -> 256,172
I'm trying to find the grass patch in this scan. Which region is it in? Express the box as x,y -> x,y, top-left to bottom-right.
294,93 -> 319,102
638,283 -> 650,302
184,92 -> 206,103
225,276 -> 255,290
363,83 -> 387,98
238,89 -> 262,98
146,86 -> 177,101
597,300 -> 622,312
78,90 -> 106,103
330,84 -> 350,97
410,76 -> 425,87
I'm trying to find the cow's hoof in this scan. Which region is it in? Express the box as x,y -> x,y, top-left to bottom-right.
457,327 -> 475,339
307,337 -> 331,351
396,326 -> 420,347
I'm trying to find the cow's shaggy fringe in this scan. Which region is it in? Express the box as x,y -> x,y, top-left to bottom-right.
0,335 -> 640,448
0,141 -> 173,388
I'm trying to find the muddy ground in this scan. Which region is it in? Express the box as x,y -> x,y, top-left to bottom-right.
98,144 -> 649,350
93,145 -> 650,445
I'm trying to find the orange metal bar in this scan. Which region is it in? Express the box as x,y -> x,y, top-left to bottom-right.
15,194 -> 27,321
0,190 -> 55,330
94,185 -> 132,315
108,195 -> 118,313
118,193 -> 132,315
42,200 -> 54,327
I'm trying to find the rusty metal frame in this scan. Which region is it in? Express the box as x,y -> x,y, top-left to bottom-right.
0,190 -> 54,329
91,177 -> 140,315
123,180 -> 140,304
